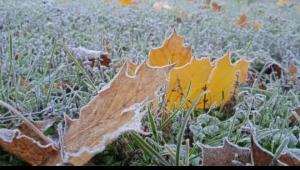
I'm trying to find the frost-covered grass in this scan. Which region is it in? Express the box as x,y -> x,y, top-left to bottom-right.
0,0 -> 300,166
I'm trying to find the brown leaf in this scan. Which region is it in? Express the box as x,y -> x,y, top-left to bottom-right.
62,62 -> 173,165
250,20 -> 263,31
17,119 -> 56,145
0,129 -> 59,166
279,151 -> 300,166
288,64 -> 298,76
251,135 -> 285,166
289,106 -> 300,126
201,138 -> 251,166
211,2 -> 222,12
238,14 -> 248,28
264,63 -> 282,79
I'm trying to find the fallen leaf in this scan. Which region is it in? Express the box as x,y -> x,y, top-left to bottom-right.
279,151 -> 300,166
71,47 -> 111,68
211,2 -> 222,12
149,30 -> 192,68
165,57 -> 213,110
289,106 -> 300,126
18,119 -> 56,143
250,20 -> 263,31
235,58 -> 250,83
118,0 -> 136,7
0,122 -> 59,166
165,52 -> 249,111
288,64 -> 298,77
153,1 -> 172,11
251,135 -> 285,166
238,14 -> 248,28
297,6 -> 300,13
276,0 -> 289,6
203,52 -> 249,108
127,61 -> 138,76
62,62 -> 173,165
201,138 -> 251,166
264,63 -> 282,79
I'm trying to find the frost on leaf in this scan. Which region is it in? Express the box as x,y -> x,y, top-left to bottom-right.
71,47 -> 111,68
166,57 -> 213,110
201,138 -> 251,166
0,121 -> 59,166
278,151 -> 300,166
251,135 -> 285,166
149,30 -> 192,68
165,52 -> 249,111
62,62 -> 173,165
127,61 -> 138,76
204,52 -> 249,108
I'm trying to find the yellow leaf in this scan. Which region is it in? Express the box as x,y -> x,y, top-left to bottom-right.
166,57 -> 213,110
235,58 -> 250,83
149,30 -> 192,67
204,52 -> 249,108
118,0 -> 136,6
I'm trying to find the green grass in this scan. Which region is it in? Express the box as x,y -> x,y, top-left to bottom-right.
0,0 -> 300,166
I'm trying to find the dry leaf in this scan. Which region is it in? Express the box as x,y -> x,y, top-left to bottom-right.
278,151 -> 300,166
201,138 -> 251,166
211,2 -> 222,12
127,61 -> 138,76
264,63 -> 282,79
289,106 -> 300,126
0,62 -> 173,166
165,57 -> 213,110
238,14 -> 248,28
203,52 -> 249,108
18,119 -> 56,143
153,1 -> 172,11
251,135 -> 285,166
71,47 -> 111,68
288,64 -> 298,77
149,30 -> 192,68
250,20 -> 263,31
0,121 -> 59,166
297,6 -> 300,13
276,0 -> 289,6
62,62 -> 173,165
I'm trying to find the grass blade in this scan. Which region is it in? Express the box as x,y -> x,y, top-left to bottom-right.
131,132 -> 170,166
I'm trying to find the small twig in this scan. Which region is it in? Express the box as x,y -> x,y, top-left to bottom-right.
0,100 -> 52,144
